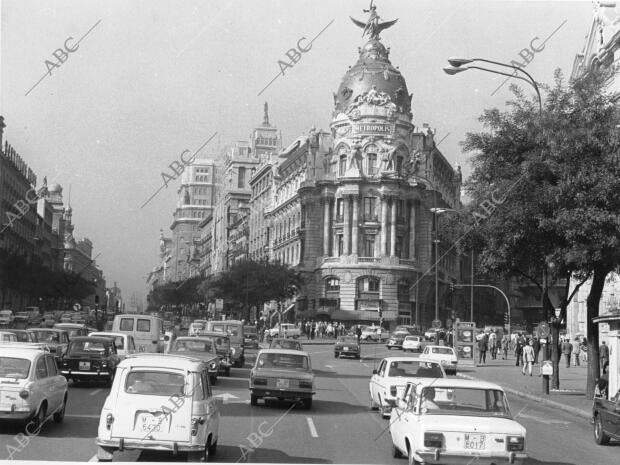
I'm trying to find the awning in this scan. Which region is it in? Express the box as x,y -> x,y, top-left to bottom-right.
282,303 -> 295,314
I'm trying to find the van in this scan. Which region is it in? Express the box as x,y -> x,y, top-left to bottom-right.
205,320 -> 244,367
112,314 -> 164,353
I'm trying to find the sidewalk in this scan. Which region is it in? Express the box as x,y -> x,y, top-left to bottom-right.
458,355 -> 593,420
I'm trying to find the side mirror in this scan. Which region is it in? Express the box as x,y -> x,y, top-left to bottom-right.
372,369 -> 377,375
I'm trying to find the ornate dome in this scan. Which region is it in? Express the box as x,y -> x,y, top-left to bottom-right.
333,38 -> 412,116
49,183 -> 62,193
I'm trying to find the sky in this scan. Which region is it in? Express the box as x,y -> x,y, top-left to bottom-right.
0,0 -> 598,305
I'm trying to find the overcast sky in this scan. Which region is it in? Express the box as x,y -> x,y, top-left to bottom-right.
0,0 -> 596,304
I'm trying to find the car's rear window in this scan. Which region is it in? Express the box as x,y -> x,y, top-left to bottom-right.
405,336 -> 420,341
337,337 -> 358,344
119,318 -> 134,331
432,347 -> 455,355
173,339 -> 214,353
387,360 -> 444,378
257,353 -> 309,371
125,370 -> 186,396
31,331 -> 59,342
137,319 -> 151,332
270,340 -> 301,350
421,387 -> 510,416
68,341 -> 108,356
0,357 -> 31,379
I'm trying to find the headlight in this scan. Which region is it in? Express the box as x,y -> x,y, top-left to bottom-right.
299,380 -> 313,389
19,390 -> 29,399
506,436 -> 525,451
424,432 -> 444,448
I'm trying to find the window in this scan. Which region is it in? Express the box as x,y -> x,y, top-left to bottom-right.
36,357 -> 47,379
396,200 -> 404,222
363,234 -> 375,257
396,156 -> 404,173
395,236 -> 403,258
325,278 -> 340,293
125,370 -> 185,396
367,153 -> 377,175
336,198 -> 344,221
363,197 -> 376,221
137,319 -> 151,332
339,155 -> 347,176
337,235 -> 344,256
398,280 -> 410,301
238,167 -> 246,188
45,355 -> 58,376
358,276 -> 380,294
120,318 -> 134,331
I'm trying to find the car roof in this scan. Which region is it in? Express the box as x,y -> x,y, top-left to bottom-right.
191,331 -> 229,337
382,357 -> 437,363
176,336 -> 214,341
90,332 -> 126,337
29,328 -> 66,333
258,349 -> 309,356
54,323 -> 86,328
0,331 -> 16,335
413,378 -> 504,391
0,346 -> 48,357
119,353 -> 206,370
69,336 -> 114,343
424,345 -> 455,350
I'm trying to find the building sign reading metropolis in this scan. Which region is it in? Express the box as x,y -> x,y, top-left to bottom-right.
354,122 -> 394,135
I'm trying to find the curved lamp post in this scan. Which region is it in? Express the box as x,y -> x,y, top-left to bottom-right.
443,57 -> 542,114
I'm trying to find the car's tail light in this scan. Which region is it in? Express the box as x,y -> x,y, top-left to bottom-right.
390,385 -> 397,396
506,436 -> 524,451
106,413 -> 114,430
299,380 -> 313,389
19,390 -> 29,399
209,361 -> 217,370
191,417 -> 204,436
253,377 -> 267,385
424,432 -> 444,448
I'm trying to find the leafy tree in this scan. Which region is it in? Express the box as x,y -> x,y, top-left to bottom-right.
461,70 -> 620,396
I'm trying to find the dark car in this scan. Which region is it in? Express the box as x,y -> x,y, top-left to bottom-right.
269,337 -> 303,351
60,336 -> 120,385
5,329 -> 38,342
593,387 -> 620,445
334,336 -> 361,359
168,336 -> 221,384
244,325 -> 259,350
386,331 -> 410,350
28,328 -> 70,361
191,330 -> 233,376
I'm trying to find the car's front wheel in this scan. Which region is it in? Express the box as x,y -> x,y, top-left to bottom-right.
594,414 -> 610,445
53,395 -> 67,423
392,443 -> 402,458
250,394 -> 258,406
407,441 -> 421,465
301,398 -> 312,410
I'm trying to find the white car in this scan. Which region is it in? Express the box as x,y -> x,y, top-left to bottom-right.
361,326 -> 389,342
0,331 -> 18,343
424,328 -> 441,341
420,345 -> 458,375
390,379 -> 527,465
0,345 -> 68,431
89,331 -> 137,359
96,353 -> 220,462
265,323 -> 301,339
402,335 -> 423,353
188,320 -> 208,336
369,357 -> 446,417
0,310 -> 14,327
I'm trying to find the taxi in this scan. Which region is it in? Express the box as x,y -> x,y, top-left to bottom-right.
96,354 -> 220,462
0,345 -> 68,432
389,379 -> 527,465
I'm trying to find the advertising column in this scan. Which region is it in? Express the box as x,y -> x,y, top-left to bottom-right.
454,320 -> 475,367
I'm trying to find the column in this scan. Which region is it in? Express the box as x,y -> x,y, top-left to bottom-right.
409,201 -> 416,259
351,196 -> 359,256
323,199 -> 330,255
390,198 -> 397,257
332,198 -> 339,256
343,197 -> 350,255
380,196 -> 388,256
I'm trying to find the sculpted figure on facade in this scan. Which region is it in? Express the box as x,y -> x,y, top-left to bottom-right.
376,140 -> 397,172
347,142 -> 364,175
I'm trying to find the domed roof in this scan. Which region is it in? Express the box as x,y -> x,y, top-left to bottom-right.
49,183 -> 62,192
334,39 -> 412,116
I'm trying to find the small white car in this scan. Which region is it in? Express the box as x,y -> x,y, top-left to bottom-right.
96,353 -> 220,462
0,331 -> 18,342
369,357 -> 446,417
420,345 -> 458,375
0,345 -> 68,431
89,331 -> 137,359
265,323 -> 301,339
361,326 -> 389,342
402,335 -> 423,353
0,310 -> 15,327
389,379 -> 527,465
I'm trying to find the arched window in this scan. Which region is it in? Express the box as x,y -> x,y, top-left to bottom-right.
397,280 -> 410,301
325,277 -> 340,293
339,155 -> 347,176
357,276 -> 380,297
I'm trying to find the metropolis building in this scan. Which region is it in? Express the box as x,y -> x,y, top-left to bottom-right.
291,8 -> 462,328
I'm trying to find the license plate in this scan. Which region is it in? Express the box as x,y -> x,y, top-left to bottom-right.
1,391 -> 18,405
79,361 -> 90,370
463,434 -> 486,450
276,378 -> 289,388
343,347 -> 349,351
138,413 -> 169,433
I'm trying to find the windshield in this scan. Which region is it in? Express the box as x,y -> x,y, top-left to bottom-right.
199,335 -> 229,351
405,336 -> 420,341
0,357 -> 31,379
431,347 -> 455,355
173,339 -> 214,353
270,339 -> 301,350
31,331 -> 60,342
387,360 -> 444,378
68,340 -> 109,356
0,311 -> 11,317
419,387 -> 510,417
11,332 -> 30,342
337,337 -> 358,344
257,353 -> 310,371
125,370 -> 186,396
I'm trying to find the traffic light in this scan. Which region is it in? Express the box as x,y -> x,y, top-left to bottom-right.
378,308 -> 383,318
503,312 -> 508,324
449,283 -> 455,292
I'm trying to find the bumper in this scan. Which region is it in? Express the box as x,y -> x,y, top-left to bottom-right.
336,348 -> 360,356
0,407 -> 33,420
96,438 -> 207,455
62,370 -> 111,376
416,449 -> 527,465
251,388 -> 314,400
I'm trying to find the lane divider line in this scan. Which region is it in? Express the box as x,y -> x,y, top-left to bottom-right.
90,389 -> 102,396
306,417 -> 318,438
65,414 -> 101,419
88,454 -> 99,462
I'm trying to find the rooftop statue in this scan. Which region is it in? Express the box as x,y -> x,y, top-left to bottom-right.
350,0 -> 398,40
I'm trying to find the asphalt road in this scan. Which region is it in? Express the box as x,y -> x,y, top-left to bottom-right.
1,344 -> 618,464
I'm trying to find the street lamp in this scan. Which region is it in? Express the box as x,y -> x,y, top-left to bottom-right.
443,57 -> 542,113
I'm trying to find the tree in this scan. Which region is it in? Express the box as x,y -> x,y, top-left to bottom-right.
461,70 -> 620,395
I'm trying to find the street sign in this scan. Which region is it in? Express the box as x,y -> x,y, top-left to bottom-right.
73,303 -> 81,311
432,319 -> 442,329
541,360 -> 553,376
538,321 -> 550,338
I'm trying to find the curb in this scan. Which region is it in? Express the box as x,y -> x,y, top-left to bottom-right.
457,373 -> 592,421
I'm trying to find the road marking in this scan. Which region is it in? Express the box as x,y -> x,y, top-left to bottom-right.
324,364 -> 334,369
88,454 -> 98,462
306,417 -> 318,437
90,388 -> 102,396
517,412 -> 572,425
65,414 -> 101,419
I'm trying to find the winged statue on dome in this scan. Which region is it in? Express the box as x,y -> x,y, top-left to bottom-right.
350,1 -> 398,40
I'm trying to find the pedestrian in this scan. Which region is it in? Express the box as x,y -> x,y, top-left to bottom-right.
580,337 -> 588,363
356,325 -> 362,346
488,331 -> 497,360
310,323 -> 316,340
514,335 -> 522,366
522,340 -> 535,376
477,336 -> 487,364
571,337 -> 581,367
532,336 -> 540,365
561,338 -> 572,368
600,341 -> 610,375
501,334 -> 509,360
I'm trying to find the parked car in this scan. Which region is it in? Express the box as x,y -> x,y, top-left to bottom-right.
0,345 -> 68,431
389,379 -> 527,465
28,328 -> 71,360
13,312 -> 31,327
269,337 -> 303,351
386,331 -> 410,350
420,344 -> 459,375
243,325 -> 259,350
60,336 -> 120,385
249,349 -> 314,409
5,329 -> 38,343
593,387 -> 620,445
167,336 -> 221,384
424,327 -> 441,341
333,336 -> 361,359
0,310 -> 15,327
53,323 -> 89,338
0,331 -> 18,342
369,357 -> 446,417
361,326 -> 389,342
95,354 -> 220,462
402,335 -> 423,353
89,331 -> 137,359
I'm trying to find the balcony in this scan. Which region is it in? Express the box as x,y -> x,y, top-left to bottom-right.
399,258 -> 416,266
362,215 -> 379,223
355,299 -> 382,311
358,257 -> 379,263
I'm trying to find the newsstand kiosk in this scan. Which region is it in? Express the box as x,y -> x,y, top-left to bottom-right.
454,319 -> 475,367
593,310 -> 620,398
